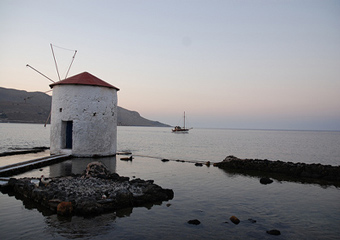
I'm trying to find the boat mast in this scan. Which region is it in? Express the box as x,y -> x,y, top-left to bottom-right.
184,111 -> 186,129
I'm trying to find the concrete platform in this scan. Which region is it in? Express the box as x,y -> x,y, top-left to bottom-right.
0,154 -> 71,177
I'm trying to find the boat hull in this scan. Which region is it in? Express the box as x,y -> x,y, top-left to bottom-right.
172,129 -> 189,133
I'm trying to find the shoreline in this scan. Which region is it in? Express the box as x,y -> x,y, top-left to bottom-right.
214,155 -> 340,187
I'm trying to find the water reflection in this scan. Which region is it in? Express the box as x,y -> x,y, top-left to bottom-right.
219,168 -> 340,188
7,191 -> 55,216
49,156 -> 117,177
4,155 -> 174,239
45,213 -> 117,239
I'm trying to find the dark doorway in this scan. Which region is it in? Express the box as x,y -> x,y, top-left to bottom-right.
65,121 -> 73,149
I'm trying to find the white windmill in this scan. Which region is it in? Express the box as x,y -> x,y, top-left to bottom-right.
27,44 -> 119,157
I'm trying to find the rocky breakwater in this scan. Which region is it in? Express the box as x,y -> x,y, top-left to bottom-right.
5,162 -> 174,216
214,155 -> 340,187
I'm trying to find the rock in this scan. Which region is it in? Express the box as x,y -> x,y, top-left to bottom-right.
75,197 -> 102,215
266,229 -> 281,235
214,156 -> 340,186
85,162 -> 110,178
260,177 -> 273,185
230,215 -> 240,224
205,161 -> 211,167
161,159 -> 170,162
115,189 -> 133,203
195,163 -> 203,167
248,218 -> 256,223
188,219 -> 201,225
57,201 -> 73,216
224,155 -> 240,162
4,162 -> 174,217
48,199 -> 62,209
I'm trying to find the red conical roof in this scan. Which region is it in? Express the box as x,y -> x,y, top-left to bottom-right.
49,72 -> 119,90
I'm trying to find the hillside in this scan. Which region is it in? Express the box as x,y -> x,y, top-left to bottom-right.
0,87 -> 170,127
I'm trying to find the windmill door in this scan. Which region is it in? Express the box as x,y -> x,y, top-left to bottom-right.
65,121 -> 73,149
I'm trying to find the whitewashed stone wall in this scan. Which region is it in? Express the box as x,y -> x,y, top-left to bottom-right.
50,85 -> 118,157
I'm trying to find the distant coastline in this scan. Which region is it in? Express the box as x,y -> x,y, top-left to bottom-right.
0,87 -> 170,127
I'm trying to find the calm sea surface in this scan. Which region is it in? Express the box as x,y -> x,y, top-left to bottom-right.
0,123 -> 339,239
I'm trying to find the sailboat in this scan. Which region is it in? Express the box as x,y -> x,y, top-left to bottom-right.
172,112 -> 190,133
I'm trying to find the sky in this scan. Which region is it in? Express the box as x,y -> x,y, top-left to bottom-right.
0,0 -> 339,130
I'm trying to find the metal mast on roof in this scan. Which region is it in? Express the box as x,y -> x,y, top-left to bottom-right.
50,44 -> 78,81
26,44 -> 78,127
65,49 -> 77,79
27,44 -> 77,83
26,64 -> 55,83
50,43 -> 61,81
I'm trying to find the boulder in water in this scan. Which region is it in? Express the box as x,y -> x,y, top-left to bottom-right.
266,229 -> 281,235
230,215 -> 240,224
260,177 -> 273,185
85,161 -> 110,178
188,219 -> 201,225
57,201 -> 73,216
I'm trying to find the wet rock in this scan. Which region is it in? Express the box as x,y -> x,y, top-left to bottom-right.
195,163 -> 203,167
57,201 -> 73,216
188,219 -> 201,225
214,156 -> 340,185
5,162 -> 174,216
75,197 -> 102,215
260,177 -> 273,185
267,229 -> 281,235
85,162 -> 110,178
230,215 -> 240,224
248,218 -> 256,223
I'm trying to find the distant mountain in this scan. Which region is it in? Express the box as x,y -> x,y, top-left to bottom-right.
0,87 -> 170,127
117,107 -> 170,127
0,87 -> 51,124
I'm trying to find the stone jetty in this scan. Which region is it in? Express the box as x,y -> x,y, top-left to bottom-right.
3,162 -> 174,216
0,146 -> 49,157
214,155 -> 340,186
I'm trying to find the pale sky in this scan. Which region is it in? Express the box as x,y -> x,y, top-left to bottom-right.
1,0 -> 339,130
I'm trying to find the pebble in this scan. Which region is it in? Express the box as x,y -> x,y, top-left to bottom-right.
260,177 -> 273,185
188,219 -> 201,225
230,216 -> 240,224
248,218 -> 257,223
267,229 -> 281,235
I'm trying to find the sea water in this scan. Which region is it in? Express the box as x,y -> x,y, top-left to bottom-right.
0,123 -> 339,239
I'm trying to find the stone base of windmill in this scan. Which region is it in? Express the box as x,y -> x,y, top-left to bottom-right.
5,162 -> 174,216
